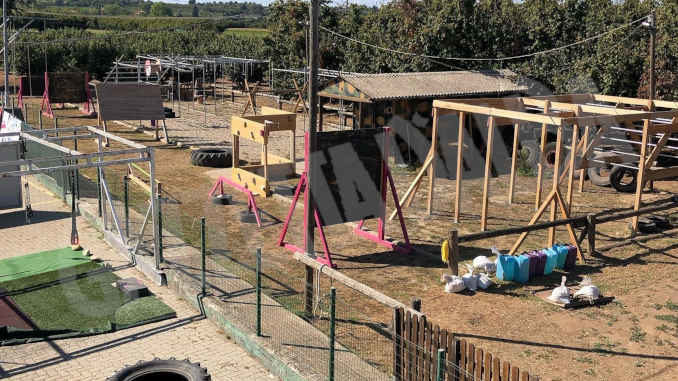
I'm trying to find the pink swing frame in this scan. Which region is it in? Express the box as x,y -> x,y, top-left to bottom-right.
277,128 -> 411,268
207,176 -> 263,228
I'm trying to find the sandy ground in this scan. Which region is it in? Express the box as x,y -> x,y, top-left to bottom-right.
16,95 -> 678,381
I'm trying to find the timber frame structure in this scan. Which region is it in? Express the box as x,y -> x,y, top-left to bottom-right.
231,106 -> 297,197
396,93 -> 678,263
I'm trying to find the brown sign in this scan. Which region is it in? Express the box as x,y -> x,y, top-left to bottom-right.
47,72 -> 88,103
95,83 -> 164,121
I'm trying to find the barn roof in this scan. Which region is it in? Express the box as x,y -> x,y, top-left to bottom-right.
319,70 -> 527,102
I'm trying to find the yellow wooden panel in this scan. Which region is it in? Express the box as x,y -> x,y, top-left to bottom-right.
263,152 -> 293,165
231,116 -> 266,144
232,167 -> 269,196
241,113 -> 296,132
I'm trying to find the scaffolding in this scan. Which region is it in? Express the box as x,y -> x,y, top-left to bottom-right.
0,125 -> 162,270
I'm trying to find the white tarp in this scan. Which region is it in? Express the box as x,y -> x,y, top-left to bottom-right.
0,110 -> 22,143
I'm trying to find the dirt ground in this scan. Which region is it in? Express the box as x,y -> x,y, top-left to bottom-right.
18,94 -> 678,381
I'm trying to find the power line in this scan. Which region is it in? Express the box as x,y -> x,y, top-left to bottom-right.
320,14 -> 649,62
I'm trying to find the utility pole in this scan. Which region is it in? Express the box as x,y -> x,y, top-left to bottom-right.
305,0 -> 319,256
303,0 -> 320,316
3,0 -> 9,109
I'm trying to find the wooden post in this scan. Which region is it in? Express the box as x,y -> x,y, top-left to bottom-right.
579,126 -> 589,192
632,119 -> 651,231
454,112 -> 465,223
393,309 -> 403,381
480,116 -> 496,231
426,107 -> 439,215
566,124 -> 579,208
547,126 -> 564,246
508,122 -> 519,204
318,97 -> 324,132
535,101 -> 550,210
410,298 -> 422,313
586,214 -> 596,255
304,265 -> 314,318
448,230 -> 459,276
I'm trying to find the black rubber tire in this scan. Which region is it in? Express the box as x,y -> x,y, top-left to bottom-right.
609,166 -> 637,193
107,358 -> 211,381
211,194 -> 232,205
190,148 -> 232,168
543,142 -> 558,169
588,166 -> 611,187
520,140 -> 540,171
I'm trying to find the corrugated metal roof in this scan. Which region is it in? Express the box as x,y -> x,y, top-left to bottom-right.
339,70 -> 527,101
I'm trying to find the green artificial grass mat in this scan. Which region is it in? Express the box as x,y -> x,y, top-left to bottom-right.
0,264 -> 176,334
0,247 -> 92,282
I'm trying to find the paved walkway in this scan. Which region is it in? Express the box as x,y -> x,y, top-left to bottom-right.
0,184 -> 276,381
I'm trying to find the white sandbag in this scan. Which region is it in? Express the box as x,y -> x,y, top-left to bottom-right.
462,264 -> 478,291
473,256 -> 491,270
478,273 -> 494,290
548,276 -> 570,304
444,276 -> 466,293
574,285 -> 600,301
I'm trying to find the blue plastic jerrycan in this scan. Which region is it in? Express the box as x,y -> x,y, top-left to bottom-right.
515,254 -> 530,283
496,254 -> 517,281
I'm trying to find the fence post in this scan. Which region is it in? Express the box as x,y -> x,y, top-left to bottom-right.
436,349 -> 445,381
586,214 -> 596,256
124,176 -> 129,238
96,167 -> 102,217
256,247 -> 262,337
73,133 -> 79,199
411,298 -> 422,312
157,182 -> 163,263
448,230 -> 459,276
201,216 -> 206,296
329,287 -> 336,381
38,109 -> 42,129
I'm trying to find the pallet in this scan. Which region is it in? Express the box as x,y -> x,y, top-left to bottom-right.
535,286 -> 614,309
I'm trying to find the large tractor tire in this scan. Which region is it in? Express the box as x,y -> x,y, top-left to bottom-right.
190,148 -> 232,168
520,140 -> 540,171
108,358 -> 211,381
609,166 -> 637,193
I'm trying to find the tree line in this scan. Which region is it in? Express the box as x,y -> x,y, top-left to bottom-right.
7,0 -> 677,100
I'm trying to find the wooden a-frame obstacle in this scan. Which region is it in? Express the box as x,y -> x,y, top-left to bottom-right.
206,106 -> 298,228
278,127 -> 411,268
394,93 -> 678,263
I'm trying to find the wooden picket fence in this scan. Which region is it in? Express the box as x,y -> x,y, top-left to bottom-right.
393,308 -> 539,381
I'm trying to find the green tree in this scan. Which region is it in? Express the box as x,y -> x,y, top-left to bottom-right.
149,2 -> 172,17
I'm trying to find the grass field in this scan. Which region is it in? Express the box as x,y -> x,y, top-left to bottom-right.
0,247 -> 91,283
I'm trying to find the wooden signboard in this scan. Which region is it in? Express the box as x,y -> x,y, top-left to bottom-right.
95,83 -> 165,121
48,72 -> 88,103
311,128 -> 387,226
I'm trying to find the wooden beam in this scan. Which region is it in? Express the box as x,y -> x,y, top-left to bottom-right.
632,120 -> 651,231
535,101 -> 550,210
548,125 -> 564,246
563,110 -> 678,126
433,100 -> 564,126
426,108 -> 439,215
509,190 -> 556,254
579,126 -> 589,192
389,151 -> 434,221
480,116 -> 496,231
593,94 -> 678,110
523,98 -> 650,116
566,123 -> 579,209
454,111 -> 465,223
293,251 -> 423,316
646,166 -> 678,181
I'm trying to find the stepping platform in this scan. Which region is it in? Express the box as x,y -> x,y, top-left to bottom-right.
0,247 -> 91,282
115,277 -> 150,300
536,287 -> 615,309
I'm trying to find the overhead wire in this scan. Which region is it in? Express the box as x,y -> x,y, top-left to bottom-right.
319,14 -> 649,62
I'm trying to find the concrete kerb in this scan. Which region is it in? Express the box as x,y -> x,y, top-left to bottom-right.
165,268 -> 307,381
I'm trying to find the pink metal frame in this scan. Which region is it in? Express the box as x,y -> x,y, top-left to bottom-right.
278,127 -> 411,268
208,175 -> 262,228
40,72 -> 95,118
